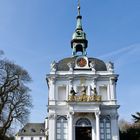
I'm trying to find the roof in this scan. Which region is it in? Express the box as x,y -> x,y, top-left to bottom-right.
57,57 -> 107,71
17,123 -> 45,136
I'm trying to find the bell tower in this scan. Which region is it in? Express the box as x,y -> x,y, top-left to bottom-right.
71,1 -> 88,56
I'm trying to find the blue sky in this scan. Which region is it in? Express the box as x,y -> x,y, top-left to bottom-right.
0,0 -> 140,124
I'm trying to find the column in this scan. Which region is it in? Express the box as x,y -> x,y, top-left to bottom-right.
48,113 -> 56,140
95,111 -> 100,140
87,86 -> 90,95
111,113 -> 120,140
92,114 -> 96,140
68,112 -> 74,140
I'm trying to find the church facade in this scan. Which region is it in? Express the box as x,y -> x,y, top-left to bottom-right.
46,3 -> 120,140
16,2 -> 120,140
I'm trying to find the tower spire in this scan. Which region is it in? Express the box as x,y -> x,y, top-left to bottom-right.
76,0 -> 82,30
71,1 -> 88,56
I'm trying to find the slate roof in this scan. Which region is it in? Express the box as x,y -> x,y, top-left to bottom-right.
17,123 -> 45,136
57,57 -> 107,71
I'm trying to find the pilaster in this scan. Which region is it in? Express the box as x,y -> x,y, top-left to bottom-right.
110,113 -> 120,140
95,111 -> 100,140
48,77 -> 56,100
109,77 -> 117,101
48,113 -> 56,140
68,112 -> 74,140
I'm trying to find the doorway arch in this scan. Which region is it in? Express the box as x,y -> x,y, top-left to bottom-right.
75,118 -> 92,140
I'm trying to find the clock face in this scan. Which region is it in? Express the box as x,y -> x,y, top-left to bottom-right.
77,58 -> 87,67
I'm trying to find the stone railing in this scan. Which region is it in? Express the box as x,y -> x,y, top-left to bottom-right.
68,95 -> 101,102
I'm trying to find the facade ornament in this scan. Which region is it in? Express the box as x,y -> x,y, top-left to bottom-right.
67,112 -> 74,120
69,79 -> 73,85
69,111 -> 74,115
89,61 -> 96,71
107,62 -> 114,73
92,76 -> 98,86
50,61 -> 57,72
68,94 -> 101,102
68,77 -> 74,85
67,62 -> 73,71
48,113 -> 56,120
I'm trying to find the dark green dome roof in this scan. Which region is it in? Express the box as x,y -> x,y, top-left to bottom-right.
57,57 -> 107,71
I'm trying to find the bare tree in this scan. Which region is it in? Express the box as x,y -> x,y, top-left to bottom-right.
132,112 -> 140,124
119,119 -> 130,132
0,58 -> 32,138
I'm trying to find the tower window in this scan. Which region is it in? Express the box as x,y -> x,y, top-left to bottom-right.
56,116 -> 68,140
100,116 -> 111,140
31,128 -> 36,132
75,44 -> 83,53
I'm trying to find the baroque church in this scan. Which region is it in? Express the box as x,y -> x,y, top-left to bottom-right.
16,2 -> 120,140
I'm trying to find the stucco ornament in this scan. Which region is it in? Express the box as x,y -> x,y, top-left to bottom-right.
67,62 -> 73,71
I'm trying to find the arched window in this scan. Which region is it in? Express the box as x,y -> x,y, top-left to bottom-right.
56,116 -> 68,140
100,116 -> 111,140
76,118 -> 91,127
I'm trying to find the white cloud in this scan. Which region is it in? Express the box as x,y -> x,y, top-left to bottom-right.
99,43 -> 140,60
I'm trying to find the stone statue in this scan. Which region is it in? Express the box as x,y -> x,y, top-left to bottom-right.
70,87 -> 77,96
90,61 -> 95,71
91,87 -> 97,95
67,62 -> 73,71
50,61 -> 57,72
81,86 -> 87,95
107,62 -> 114,72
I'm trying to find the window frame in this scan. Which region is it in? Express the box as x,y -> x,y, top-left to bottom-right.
56,116 -> 68,140
100,116 -> 111,140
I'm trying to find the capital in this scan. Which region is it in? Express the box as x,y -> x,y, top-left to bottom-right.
110,113 -> 119,120
95,111 -> 101,117
48,113 -> 56,120
110,77 -> 118,85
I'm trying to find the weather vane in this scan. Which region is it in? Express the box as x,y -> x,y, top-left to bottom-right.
77,0 -> 81,15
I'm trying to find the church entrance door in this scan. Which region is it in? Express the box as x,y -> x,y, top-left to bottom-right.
76,127 -> 92,140
75,118 -> 92,140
